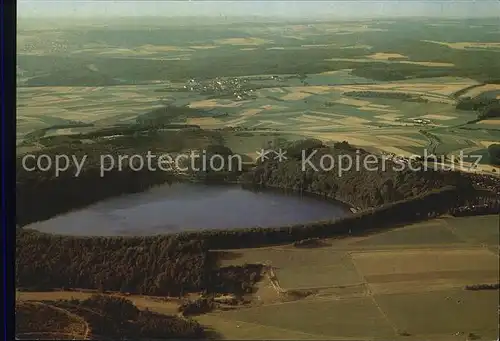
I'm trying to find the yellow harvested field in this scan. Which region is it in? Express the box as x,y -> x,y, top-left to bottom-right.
260,105 -> 276,110
460,83 -> 500,98
480,140 -> 500,148
368,52 -> 408,60
188,99 -> 246,109
240,109 -> 263,117
351,248 -> 499,294
189,45 -> 218,49
290,116 -> 322,124
261,105 -> 287,111
335,98 -> 372,107
479,119 -> 500,125
421,114 -> 456,121
281,92 -> 313,101
336,116 -> 371,125
351,249 -> 498,277
215,37 -> 272,46
400,61 -> 455,67
318,70 -> 342,75
267,88 -> 286,93
186,117 -> 223,126
225,119 -> 247,126
138,44 -> 192,52
49,128 -> 76,136
359,106 -> 399,113
258,120 -> 285,125
301,114 -> 335,122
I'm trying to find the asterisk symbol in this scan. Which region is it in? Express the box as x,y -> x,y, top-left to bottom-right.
256,149 -> 272,162
274,149 -> 288,162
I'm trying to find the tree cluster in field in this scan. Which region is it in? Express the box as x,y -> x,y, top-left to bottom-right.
456,96 -> 500,112
179,297 -> 217,316
464,283 -> 500,291
344,91 -> 427,102
463,173 -> 500,193
455,96 -> 500,123
241,139 -> 475,210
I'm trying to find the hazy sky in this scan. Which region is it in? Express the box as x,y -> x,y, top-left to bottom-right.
17,0 -> 500,19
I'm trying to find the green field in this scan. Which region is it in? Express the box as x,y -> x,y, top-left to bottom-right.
375,289 -> 498,338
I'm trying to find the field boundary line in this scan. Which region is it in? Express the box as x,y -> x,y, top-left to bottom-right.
347,252 -> 401,337
348,245 -> 485,255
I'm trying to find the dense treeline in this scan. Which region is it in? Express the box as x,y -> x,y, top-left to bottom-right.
450,202 -> 500,216
16,229 -> 265,298
16,232 -> 211,295
241,139 -> 475,210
